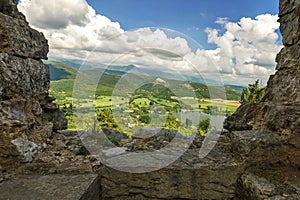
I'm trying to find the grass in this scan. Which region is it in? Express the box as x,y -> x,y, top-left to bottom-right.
132,98 -> 151,107
96,96 -> 128,108
47,61 -> 242,132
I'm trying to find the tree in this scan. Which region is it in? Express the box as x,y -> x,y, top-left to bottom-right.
61,102 -> 73,116
139,114 -> 151,124
240,80 -> 265,104
164,114 -> 180,130
198,118 -> 210,135
96,108 -> 119,129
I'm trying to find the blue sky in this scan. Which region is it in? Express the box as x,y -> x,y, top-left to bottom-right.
19,0 -> 282,85
86,0 -> 280,49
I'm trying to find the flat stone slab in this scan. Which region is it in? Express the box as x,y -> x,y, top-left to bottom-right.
99,148 -> 244,200
0,174 -> 99,200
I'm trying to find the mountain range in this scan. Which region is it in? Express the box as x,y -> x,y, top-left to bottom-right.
45,60 -> 244,100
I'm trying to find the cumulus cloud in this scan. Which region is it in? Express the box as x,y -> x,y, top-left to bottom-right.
18,0 -> 282,86
205,14 -> 282,83
18,0 -> 90,29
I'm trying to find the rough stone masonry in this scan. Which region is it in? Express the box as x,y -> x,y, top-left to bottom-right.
0,0 -> 67,169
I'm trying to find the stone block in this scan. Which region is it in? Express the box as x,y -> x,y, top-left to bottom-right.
0,174 -> 100,200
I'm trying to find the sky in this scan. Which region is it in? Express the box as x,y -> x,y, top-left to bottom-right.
18,0 -> 282,86
86,0 -> 280,49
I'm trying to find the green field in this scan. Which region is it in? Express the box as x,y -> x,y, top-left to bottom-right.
47,60 -> 242,134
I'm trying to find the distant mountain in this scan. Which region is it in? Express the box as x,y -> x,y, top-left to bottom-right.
44,60 -> 78,80
106,64 -> 136,72
224,85 -> 244,100
48,58 -> 83,69
50,58 -> 136,73
49,58 -> 218,84
46,60 -> 244,100
103,65 -> 136,76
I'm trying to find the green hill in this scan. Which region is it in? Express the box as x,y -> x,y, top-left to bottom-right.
46,60 -> 243,101
224,85 -> 244,100
44,60 -> 78,80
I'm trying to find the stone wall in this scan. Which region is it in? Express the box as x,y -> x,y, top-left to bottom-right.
0,0 -> 67,170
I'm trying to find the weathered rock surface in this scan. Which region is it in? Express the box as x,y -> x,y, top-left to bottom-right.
224,0 -> 300,134
236,172 -> 300,200
0,53 -> 49,97
98,130 -> 300,199
0,131 -> 101,179
0,0 -> 24,19
236,173 -> 276,200
0,130 -> 101,199
99,135 -> 244,200
0,174 -> 99,200
230,130 -> 300,167
0,13 -> 48,59
0,0 -> 67,170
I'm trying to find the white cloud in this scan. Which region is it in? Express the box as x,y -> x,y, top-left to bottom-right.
18,0 -> 282,86
19,0 -> 124,51
205,14 -> 282,83
18,0 -> 90,29
215,17 -> 229,25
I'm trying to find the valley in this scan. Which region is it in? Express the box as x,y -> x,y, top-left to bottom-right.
46,60 -> 242,135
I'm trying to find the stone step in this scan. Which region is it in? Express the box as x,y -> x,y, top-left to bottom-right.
0,174 -> 99,200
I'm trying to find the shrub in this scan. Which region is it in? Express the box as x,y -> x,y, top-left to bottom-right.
240,80 -> 265,104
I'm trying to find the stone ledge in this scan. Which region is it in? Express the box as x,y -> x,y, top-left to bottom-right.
0,174 -> 99,200
98,148 -> 244,200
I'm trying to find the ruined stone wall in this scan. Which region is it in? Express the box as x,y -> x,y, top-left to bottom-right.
0,0 -> 67,170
